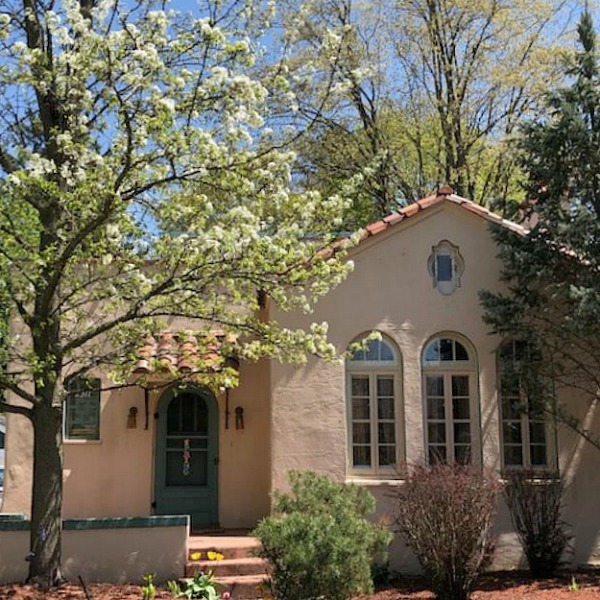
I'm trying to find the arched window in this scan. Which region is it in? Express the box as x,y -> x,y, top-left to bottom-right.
498,341 -> 554,469
346,336 -> 402,476
422,335 -> 477,465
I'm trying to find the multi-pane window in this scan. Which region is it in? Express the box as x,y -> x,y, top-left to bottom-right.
64,378 -> 101,440
347,337 -> 401,475
499,341 -> 551,469
423,336 -> 476,465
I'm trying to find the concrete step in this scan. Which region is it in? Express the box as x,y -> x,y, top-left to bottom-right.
215,574 -> 270,600
188,536 -> 261,560
185,557 -> 267,578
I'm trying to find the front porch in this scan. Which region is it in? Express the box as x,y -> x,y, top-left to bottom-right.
0,514 -> 268,599
186,533 -> 268,600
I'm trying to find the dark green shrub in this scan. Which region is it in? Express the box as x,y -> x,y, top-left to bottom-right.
393,464 -> 500,600
503,470 -> 570,578
253,470 -> 392,600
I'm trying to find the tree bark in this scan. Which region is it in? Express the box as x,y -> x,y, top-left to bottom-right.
28,401 -> 64,587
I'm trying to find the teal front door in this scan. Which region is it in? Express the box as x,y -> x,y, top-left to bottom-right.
154,387 -> 218,529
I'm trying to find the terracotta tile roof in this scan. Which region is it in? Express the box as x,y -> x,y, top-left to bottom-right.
358,186 -> 528,245
133,331 -> 237,375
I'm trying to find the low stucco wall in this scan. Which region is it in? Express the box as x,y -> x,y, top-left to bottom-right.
0,516 -> 188,584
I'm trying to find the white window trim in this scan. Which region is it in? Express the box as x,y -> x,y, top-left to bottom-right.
346,342 -> 404,478
422,335 -> 480,466
422,369 -> 479,466
498,345 -> 557,471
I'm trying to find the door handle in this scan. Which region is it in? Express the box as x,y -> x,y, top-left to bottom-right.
214,456 -> 220,465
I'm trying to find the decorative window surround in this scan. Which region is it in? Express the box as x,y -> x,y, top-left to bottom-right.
427,240 -> 464,295
346,336 -> 403,477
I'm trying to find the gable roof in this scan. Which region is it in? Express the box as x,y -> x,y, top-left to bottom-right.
359,186 -> 528,244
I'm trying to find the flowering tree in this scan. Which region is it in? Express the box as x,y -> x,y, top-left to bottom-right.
0,0 -> 352,585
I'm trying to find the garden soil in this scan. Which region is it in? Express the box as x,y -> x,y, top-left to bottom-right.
1,573 -> 600,599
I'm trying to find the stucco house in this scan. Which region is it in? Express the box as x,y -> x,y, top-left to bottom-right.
2,186 -> 600,581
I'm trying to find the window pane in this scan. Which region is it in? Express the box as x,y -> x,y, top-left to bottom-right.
502,396 -> 522,420
426,375 -> 444,397
452,397 -> 470,420
378,398 -> 395,420
65,378 -> 100,440
454,423 -> 471,444
351,376 -> 369,396
530,422 -> 546,444
455,342 -> 469,361
503,422 -> 522,444
365,340 -> 379,361
429,445 -> 447,464
425,340 -> 440,363
350,348 -> 365,361
378,423 -> 395,444
353,423 -> 371,444
530,445 -> 547,466
499,341 -> 515,361
379,445 -> 395,467
455,445 -> 471,465
352,398 -> 370,420
377,376 -> 394,397
452,375 -> 469,397
528,398 -> 544,419
380,342 -> 394,361
504,445 -> 523,466
436,255 -> 453,281
353,446 -> 371,467
501,374 -> 521,396
440,338 -> 453,361
167,394 -> 208,435
428,423 -> 446,444
427,397 -> 445,420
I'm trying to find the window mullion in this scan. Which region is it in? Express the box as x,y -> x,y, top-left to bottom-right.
445,373 -> 454,464
521,390 -> 531,468
370,373 -> 378,472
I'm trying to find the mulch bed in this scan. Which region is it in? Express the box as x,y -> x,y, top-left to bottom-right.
1,572 -> 600,599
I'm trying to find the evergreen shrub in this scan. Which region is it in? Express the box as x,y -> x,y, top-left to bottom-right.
253,470 -> 392,600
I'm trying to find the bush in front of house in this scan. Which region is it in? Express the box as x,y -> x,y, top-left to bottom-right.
253,470 -> 392,600
503,470 -> 570,578
393,464 -> 500,600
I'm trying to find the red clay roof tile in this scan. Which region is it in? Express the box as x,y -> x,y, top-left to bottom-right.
357,190 -> 527,246
134,331 -> 237,376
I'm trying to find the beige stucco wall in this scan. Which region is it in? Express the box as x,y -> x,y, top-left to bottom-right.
270,202 -> 600,571
2,360 -> 271,529
0,524 -> 187,584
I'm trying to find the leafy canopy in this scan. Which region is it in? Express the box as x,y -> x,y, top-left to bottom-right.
480,8 -> 600,450
0,0 -> 353,405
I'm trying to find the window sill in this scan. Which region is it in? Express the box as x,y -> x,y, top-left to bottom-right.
64,439 -> 102,445
345,476 -> 405,487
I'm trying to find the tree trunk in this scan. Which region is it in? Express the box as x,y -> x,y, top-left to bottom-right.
28,401 -> 64,587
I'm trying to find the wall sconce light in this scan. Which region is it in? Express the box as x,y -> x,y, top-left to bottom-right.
127,406 -> 138,429
235,406 -> 244,430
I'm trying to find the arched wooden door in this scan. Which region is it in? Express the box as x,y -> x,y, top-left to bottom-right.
154,387 -> 218,529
